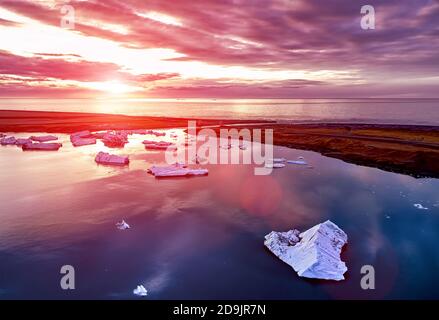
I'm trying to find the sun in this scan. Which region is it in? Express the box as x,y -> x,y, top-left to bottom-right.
84,80 -> 140,95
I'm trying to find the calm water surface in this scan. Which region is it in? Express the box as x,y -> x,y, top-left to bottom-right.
0,130 -> 438,299
1,98 -> 438,125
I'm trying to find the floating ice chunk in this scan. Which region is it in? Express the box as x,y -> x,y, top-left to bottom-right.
70,131 -> 96,147
287,160 -> 308,165
22,142 -> 62,151
133,285 -> 147,297
129,129 -> 149,135
15,138 -> 33,146
273,158 -> 286,163
0,136 -> 17,145
95,151 -> 129,166
143,140 -> 176,150
71,130 -> 91,139
414,203 -> 429,210
102,132 -> 128,148
145,130 -> 166,137
265,163 -> 286,169
264,220 -> 348,281
30,135 -> 58,142
92,131 -> 107,139
116,220 -> 130,230
148,163 -> 208,177
71,137 -> 97,147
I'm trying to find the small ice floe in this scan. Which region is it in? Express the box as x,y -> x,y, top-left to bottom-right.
146,130 -> 166,137
130,129 -> 149,135
264,220 -> 348,281
22,142 -> 62,151
273,158 -> 286,163
30,135 -> 58,142
70,131 -> 97,147
143,140 -> 176,150
102,132 -> 128,148
287,160 -> 308,165
133,285 -> 147,297
0,136 -> 17,145
15,138 -> 33,146
148,163 -> 208,178
265,163 -> 286,169
414,203 -> 429,210
92,131 -> 107,139
95,151 -> 129,166
116,220 -> 130,230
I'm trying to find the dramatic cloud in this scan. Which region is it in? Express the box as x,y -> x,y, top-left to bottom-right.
0,0 -> 438,97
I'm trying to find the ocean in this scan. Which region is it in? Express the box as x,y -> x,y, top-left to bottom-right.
0,98 -> 438,125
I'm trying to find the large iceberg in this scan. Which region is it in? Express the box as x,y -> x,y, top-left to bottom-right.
264,220 -> 348,281
148,163 -> 208,177
95,151 -> 129,166
22,142 -> 62,151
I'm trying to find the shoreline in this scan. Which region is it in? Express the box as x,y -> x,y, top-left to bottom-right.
1,110 -> 438,178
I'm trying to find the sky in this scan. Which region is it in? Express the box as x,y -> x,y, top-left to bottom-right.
0,0 -> 438,98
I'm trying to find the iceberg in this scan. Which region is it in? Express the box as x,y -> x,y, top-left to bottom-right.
287,160 -> 308,165
0,136 -> 17,145
95,151 -> 129,166
30,135 -> 58,142
102,132 -> 128,148
133,285 -> 148,297
264,220 -> 348,281
265,163 -> 286,169
148,163 -> 208,177
70,131 -> 96,147
22,142 -> 62,151
143,140 -> 176,150
414,203 -> 429,210
15,138 -> 33,146
145,130 -> 166,137
116,220 -> 130,230
71,137 -> 97,147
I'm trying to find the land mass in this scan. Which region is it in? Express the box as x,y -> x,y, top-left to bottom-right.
215,122 -> 439,178
1,110 -> 438,178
